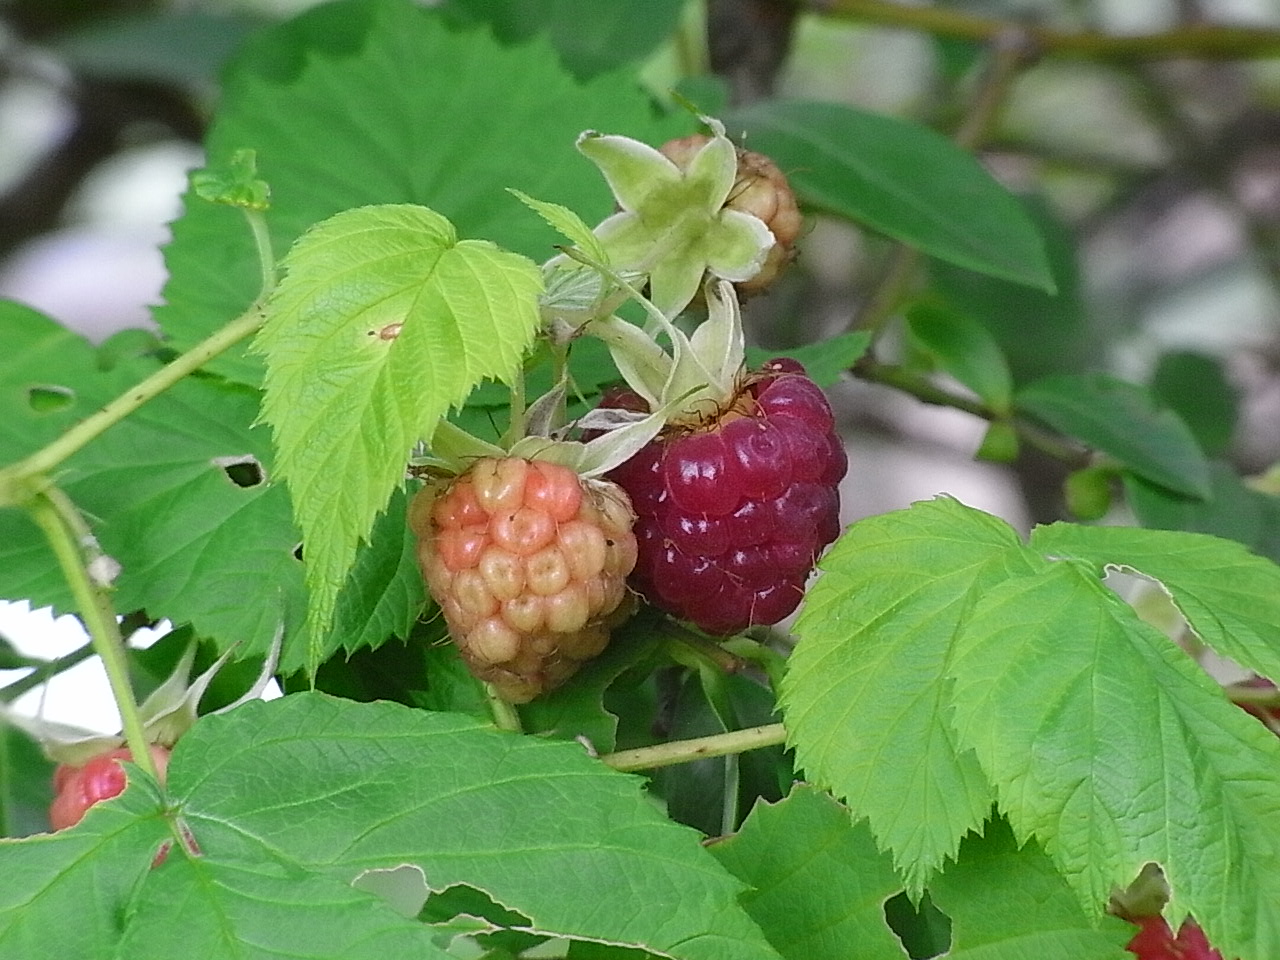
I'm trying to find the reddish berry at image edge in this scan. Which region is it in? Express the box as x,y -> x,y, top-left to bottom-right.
600,358 -> 846,635
49,745 -> 171,831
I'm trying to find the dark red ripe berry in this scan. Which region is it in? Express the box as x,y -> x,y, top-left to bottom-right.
1126,915 -> 1224,960
599,359 -> 845,634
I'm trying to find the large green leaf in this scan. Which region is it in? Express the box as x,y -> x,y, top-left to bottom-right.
0,694 -> 782,960
948,560 -> 1280,960
1031,521 -> 1280,686
782,497 -> 1036,893
156,0 -> 676,386
929,819 -> 1133,959
254,203 -> 539,663
707,786 -> 908,960
1016,372 -> 1211,499
728,100 -> 1053,291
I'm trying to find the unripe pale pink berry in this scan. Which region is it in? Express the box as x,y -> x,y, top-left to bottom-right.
412,457 -> 639,702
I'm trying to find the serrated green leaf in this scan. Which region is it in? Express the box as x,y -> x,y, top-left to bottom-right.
509,188 -> 608,262
727,100 -> 1053,291
783,497 -> 1038,893
906,303 -> 1013,413
707,786 -> 908,960
1016,373 -> 1211,499
1031,521 -> 1280,689
254,203 -> 541,665
157,0 -> 675,385
929,818 -> 1133,959
0,694 -> 781,960
1125,462 -> 1280,565
192,147 -> 270,210
324,487 -> 425,661
0,776 -> 171,959
743,330 -> 870,389
947,560 -> 1280,960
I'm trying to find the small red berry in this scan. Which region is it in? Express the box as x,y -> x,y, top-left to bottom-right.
49,745 -> 171,831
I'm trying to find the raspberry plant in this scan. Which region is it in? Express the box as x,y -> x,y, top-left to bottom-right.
1,3 -> 1280,959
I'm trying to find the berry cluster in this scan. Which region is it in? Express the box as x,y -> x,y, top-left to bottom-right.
49,745 -> 171,831
602,358 -> 845,635
411,457 -> 638,702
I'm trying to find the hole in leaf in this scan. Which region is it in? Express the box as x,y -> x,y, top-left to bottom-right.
884,890 -> 951,959
420,883 -> 538,953
26,384 -> 75,413
212,455 -> 264,488
292,543 -> 304,562
352,864 -> 430,919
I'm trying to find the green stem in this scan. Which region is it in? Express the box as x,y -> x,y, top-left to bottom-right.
484,684 -> 523,733
244,208 -> 277,297
816,0 -> 1280,60
27,491 -> 159,783
600,723 -> 787,773
853,357 -> 1091,467
0,639 -> 96,703
0,303 -> 266,490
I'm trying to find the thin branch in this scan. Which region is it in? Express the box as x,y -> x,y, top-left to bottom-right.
27,490 -> 159,783
815,0 -> 1280,61
600,723 -> 787,772
0,639 -> 95,703
853,356 -> 1091,467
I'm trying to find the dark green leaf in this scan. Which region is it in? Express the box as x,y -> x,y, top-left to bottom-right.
1125,463 -> 1280,565
440,0 -> 686,79
707,786 -> 908,960
1017,372 -> 1211,498
745,330 -> 870,388
729,100 -> 1053,291
906,302 -> 1013,413
1150,351 -> 1238,457
929,196 -> 1089,384
929,818 -> 1133,959
0,694 -> 781,960
0,721 -> 55,838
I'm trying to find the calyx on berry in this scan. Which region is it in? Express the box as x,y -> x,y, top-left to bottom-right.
6,630 -> 279,774
575,113 -> 776,319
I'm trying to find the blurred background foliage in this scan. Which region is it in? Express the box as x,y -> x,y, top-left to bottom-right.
2,0 -> 1279,533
